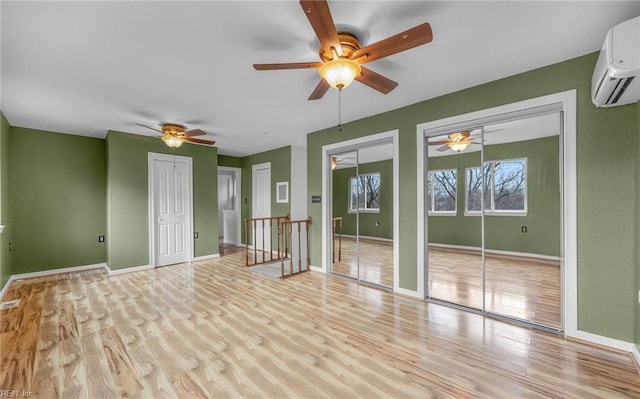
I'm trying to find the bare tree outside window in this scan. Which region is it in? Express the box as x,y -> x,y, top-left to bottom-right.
350,173 -> 380,212
428,169 -> 456,213
465,159 -> 526,213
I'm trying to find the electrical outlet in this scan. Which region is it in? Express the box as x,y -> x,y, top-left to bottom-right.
194,232 -> 199,239
98,235 -> 105,242
521,226 -> 528,233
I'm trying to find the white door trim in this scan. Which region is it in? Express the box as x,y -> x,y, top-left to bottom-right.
218,166 -> 242,245
321,130 -> 399,292
148,152 -> 194,268
416,89 -> 577,333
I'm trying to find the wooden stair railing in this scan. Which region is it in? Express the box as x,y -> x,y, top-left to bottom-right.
244,214 -> 290,266
280,217 -> 312,279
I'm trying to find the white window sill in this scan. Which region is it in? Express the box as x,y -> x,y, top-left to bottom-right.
464,211 -> 527,217
428,212 -> 457,216
348,209 -> 380,214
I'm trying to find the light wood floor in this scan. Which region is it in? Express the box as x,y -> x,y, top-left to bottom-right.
1,252 -> 638,398
332,237 -> 394,288
428,246 -> 561,328
333,238 -> 561,328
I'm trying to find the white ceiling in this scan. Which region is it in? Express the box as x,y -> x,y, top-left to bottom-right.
2,1 -> 638,157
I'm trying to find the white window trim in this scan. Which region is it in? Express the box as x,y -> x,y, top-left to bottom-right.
427,168 -> 457,216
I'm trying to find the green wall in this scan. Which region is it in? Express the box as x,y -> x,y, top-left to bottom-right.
427,136 -> 560,256
218,154 -> 242,168
240,146 -> 291,244
307,52 -> 638,342
0,113 -> 12,289
332,160 -> 393,239
10,127 -> 106,274
106,131 -> 218,270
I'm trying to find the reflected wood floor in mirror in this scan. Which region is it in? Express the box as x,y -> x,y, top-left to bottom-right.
1,252 -> 637,398
428,246 -> 561,328
332,237 -> 393,287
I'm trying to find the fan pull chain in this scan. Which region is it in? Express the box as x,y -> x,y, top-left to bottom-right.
338,88 -> 343,131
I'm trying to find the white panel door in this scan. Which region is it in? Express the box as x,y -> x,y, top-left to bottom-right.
252,163 -> 271,257
154,159 -> 189,266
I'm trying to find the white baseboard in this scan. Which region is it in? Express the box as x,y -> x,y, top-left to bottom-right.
394,286 -> 422,299
632,344 -> 640,371
428,243 -> 561,263
309,265 -> 323,273
566,329 -> 636,353
106,264 -> 153,276
191,253 -> 220,262
0,263 -> 107,298
341,234 -> 393,243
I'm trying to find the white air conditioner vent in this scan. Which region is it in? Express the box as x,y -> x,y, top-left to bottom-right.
591,16 -> 640,108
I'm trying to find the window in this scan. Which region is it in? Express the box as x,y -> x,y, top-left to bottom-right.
465,158 -> 526,215
427,169 -> 457,214
349,173 -> 380,212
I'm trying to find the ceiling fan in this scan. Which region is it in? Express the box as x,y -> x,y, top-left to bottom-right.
429,128 -> 505,153
429,131 -> 478,153
253,0 -> 433,100
331,154 -> 357,170
137,123 -> 216,148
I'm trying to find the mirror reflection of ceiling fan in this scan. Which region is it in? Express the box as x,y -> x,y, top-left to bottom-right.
137,123 -> 216,148
253,0 -> 433,100
429,128 -> 503,153
331,155 -> 357,170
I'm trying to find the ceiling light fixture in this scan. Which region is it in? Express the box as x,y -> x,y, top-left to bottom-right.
319,58 -> 361,90
162,134 -> 184,148
331,157 -> 337,170
448,141 -> 470,153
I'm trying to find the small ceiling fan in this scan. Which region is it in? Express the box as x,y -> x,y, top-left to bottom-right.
429,131 -> 478,153
137,123 -> 216,148
331,154 -> 357,170
253,0 -> 433,100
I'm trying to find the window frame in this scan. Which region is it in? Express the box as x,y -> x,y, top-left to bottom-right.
464,157 -> 528,216
427,168 -> 457,216
348,172 -> 381,213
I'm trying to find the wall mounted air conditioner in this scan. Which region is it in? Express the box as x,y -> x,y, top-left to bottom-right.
591,16 -> 640,107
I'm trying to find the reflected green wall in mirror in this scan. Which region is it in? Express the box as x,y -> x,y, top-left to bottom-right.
427,136 -> 560,256
332,159 -> 393,239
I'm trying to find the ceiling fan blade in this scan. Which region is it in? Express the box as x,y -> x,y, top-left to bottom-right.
355,66 -> 398,94
186,137 -> 216,145
300,0 -> 343,57
308,79 -> 330,100
184,129 -> 206,137
436,145 -> 450,152
353,23 -> 433,64
428,140 -> 450,145
136,123 -> 164,134
253,62 -> 322,70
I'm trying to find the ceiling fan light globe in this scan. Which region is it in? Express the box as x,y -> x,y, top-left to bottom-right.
162,134 -> 184,148
449,142 -> 469,153
319,59 -> 361,89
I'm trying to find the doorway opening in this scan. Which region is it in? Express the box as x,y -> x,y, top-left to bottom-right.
218,166 -> 241,256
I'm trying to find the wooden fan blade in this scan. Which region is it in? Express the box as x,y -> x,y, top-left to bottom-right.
428,140 -> 450,145
353,23 -> 433,64
308,79 -> 330,100
355,67 -> 398,94
253,62 -> 322,70
186,137 -> 216,145
136,123 -> 164,134
436,145 -> 450,152
300,0 -> 343,57
184,129 -> 206,137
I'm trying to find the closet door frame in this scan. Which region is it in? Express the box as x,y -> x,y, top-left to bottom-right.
321,130 -> 400,292
416,90 -> 576,334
